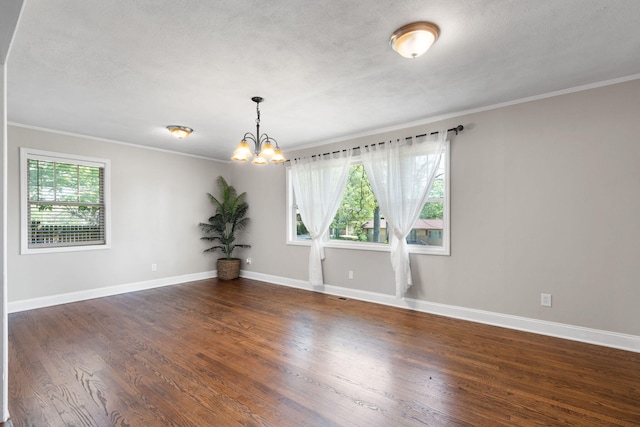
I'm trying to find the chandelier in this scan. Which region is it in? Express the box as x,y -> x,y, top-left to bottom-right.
232,96 -> 286,164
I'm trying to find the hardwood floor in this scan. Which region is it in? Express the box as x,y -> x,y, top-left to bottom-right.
7,278 -> 640,426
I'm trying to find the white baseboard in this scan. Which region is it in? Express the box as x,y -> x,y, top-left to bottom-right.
9,269 -> 639,353
240,270 -> 640,353
8,270 -> 217,313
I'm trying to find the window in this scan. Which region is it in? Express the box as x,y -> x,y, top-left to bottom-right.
21,148 -> 111,254
286,142 -> 450,255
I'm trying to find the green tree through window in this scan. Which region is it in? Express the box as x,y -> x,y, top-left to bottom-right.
289,145 -> 449,254
331,164 -> 377,241
327,161 -> 445,246
420,174 -> 444,220
24,150 -> 108,251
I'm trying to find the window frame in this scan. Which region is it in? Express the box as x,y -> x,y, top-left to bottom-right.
286,141 -> 450,256
20,147 -> 112,254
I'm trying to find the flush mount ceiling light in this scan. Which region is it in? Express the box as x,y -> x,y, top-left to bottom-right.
232,96 -> 286,164
166,125 -> 193,139
390,22 -> 440,59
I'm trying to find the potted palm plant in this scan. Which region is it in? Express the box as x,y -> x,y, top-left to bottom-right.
199,176 -> 250,280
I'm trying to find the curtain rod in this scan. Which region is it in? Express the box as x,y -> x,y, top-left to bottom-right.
289,125 -> 463,162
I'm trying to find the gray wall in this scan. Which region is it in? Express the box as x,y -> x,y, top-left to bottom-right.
8,126 -> 228,301
7,79 -> 639,338
232,78 -> 640,336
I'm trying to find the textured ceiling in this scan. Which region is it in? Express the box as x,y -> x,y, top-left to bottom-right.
6,0 -> 640,160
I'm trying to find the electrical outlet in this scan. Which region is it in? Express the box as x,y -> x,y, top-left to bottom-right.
348,270 -> 354,280
246,257 -> 252,264
541,293 -> 552,307
151,263 -> 157,272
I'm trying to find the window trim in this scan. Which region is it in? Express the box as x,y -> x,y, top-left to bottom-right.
286,142 -> 450,256
20,147 -> 112,255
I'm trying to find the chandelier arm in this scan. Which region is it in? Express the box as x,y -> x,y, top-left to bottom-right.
243,133 -> 257,143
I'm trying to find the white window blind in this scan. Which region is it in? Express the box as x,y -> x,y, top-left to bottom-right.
21,148 -> 110,253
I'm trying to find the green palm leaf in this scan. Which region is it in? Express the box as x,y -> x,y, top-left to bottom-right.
199,176 -> 251,259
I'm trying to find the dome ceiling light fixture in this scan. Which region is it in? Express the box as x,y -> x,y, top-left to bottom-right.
166,125 -> 193,139
232,96 -> 286,164
390,22 -> 440,59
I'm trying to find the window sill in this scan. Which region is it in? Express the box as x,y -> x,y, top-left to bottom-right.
286,239 -> 450,256
21,243 -> 111,255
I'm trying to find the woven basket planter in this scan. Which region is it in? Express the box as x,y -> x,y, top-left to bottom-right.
217,258 -> 241,280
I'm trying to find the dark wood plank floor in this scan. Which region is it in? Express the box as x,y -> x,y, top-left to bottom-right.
7,278 -> 640,426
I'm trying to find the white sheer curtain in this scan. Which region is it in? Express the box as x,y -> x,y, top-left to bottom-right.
361,131 -> 446,297
291,151 -> 352,285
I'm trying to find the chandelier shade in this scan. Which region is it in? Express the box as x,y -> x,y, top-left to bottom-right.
232,97 -> 286,164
